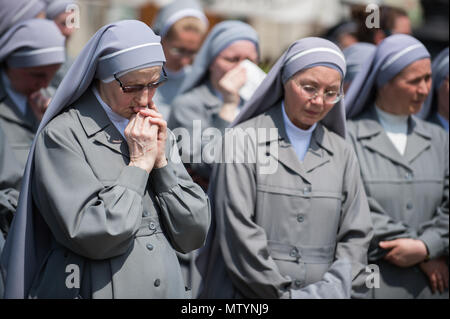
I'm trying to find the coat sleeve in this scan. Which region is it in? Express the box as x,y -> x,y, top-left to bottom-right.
148,130 -> 211,254
346,129 -> 419,262
33,124 -> 150,260
417,133 -> 449,259
333,145 -> 374,299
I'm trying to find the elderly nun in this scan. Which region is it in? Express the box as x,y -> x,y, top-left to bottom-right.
417,48 -> 449,131
343,42 -> 377,93
168,20 -> 260,182
0,0 -> 46,36
196,38 -> 374,299
152,0 -> 208,120
45,0 -> 78,87
0,20 -> 210,299
0,19 -> 65,171
346,34 -> 449,299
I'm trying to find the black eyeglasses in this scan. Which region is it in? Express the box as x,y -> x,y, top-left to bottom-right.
114,68 -> 168,93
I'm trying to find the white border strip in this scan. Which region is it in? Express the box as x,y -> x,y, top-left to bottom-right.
285,47 -> 346,67
381,44 -> 423,71
98,43 -> 161,61
161,9 -> 209,37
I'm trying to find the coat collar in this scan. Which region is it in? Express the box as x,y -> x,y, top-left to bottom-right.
75,88 -> 129,158
0,76 -> 38,131
355,105 -> 432,170
258,104 -> 334,183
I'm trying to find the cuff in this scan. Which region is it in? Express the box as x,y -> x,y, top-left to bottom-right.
150,161 -> 178,194
116,166 -> 149,197
419,231 -> 446,260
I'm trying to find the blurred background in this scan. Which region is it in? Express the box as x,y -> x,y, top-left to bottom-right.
68,0 -> 449,67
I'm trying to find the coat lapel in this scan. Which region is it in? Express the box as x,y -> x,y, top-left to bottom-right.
75,88 -> 130,158
356,107 -> 412,171
404,117 -> 432,164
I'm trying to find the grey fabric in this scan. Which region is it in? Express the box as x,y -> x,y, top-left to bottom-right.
27,90 -> 210,298
343,43 -> 377,84
0,20 -> 197,299
45,0 -> 75,20
152,0 -> 207,38
197,105 -> 373,299
0,0 -> 46,36
347,106 -> 449,299
178,20 -> 259,95
232,37 -> 347,138
168,81 -> 228,179
417,47 -> 449,126
0,19 -> 65,68
346,34 -> 431,119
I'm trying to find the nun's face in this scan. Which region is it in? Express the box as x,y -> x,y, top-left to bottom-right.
377,58 -> 432,116
209,40 -> 258,86
6,64 -> 61,96
54,12 -> 76,39
162,29 -> 203,72
438,76 -> 449,120
284,66 -> 342,130
98,66 -> 161,119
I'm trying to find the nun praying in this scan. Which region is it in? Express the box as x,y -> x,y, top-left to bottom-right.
196,38 -> 373,299
0,19 -> 65,171
346,34 -> 449,299
168,20 -> 260,182
0,20 -> 210,299
152,0 -> 209,120
417,48 -> 449,131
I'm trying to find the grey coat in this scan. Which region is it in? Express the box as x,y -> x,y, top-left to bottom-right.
168,81 -> 231,179
28,89 -> 211,299
0,80 -> 39,171
347,106 -> 449,299
197,105 -> 373,299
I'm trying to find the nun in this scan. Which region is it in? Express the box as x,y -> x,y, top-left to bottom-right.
46,0 -> 78,87
0,20 -> 210,299
0,19 -> 65,171
0,0 -> 46,36
168,20 -> 260,182
417,48 -> 449,131
346,34 -> 449,299
152,0 -> 209,120
196,38 -> 374,299
343,43 -> 377,93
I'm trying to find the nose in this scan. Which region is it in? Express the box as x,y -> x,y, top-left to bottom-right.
417,78 -> 430,96
180,56 -> 193,68
134,87 -> 157,107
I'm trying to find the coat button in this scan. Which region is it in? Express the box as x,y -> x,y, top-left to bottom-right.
290,248 -> 299,258
146,244 -> 154,251
405,172 -> 413,180
294,280 -> 302,287
303,186 -> 311,196
297,215 -> 304,223
154,279 -> 161,287
143,211 -> 150,217
406,202 -> 413,210
149,222 -> 156,230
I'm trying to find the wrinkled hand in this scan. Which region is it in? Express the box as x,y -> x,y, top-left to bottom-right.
28,91 -> 51,121
217,65 -> 247,105
420,257 -> 449,294
380,239 -> 428,268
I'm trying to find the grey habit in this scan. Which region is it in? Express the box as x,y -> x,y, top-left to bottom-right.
168,20 -> 260,179
346,34 -> 449,299
197,38 -> 374,299
0,19 -> 65,170
152,0 -> 208,120
0,0 -> 46,36
0,20 -> 210,299
417,47 -> 449,130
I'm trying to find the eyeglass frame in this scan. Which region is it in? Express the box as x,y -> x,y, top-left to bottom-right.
168,46 -> 198,58
297,83 -> 344,104
114,67 -> 168,94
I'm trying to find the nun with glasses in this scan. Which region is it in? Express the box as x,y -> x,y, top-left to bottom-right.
343,43 -> 377,93
152,0 -> 209,120
0,20 -> 210,299
0,0 -> 47,37
346,34 -> 449,299
0,19 -> 65,171
196,38 -> 373,299
417,48 -> 449,131
168,20 -> 260,183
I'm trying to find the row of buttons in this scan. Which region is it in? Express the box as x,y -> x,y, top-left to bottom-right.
145,241 -> 159,287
